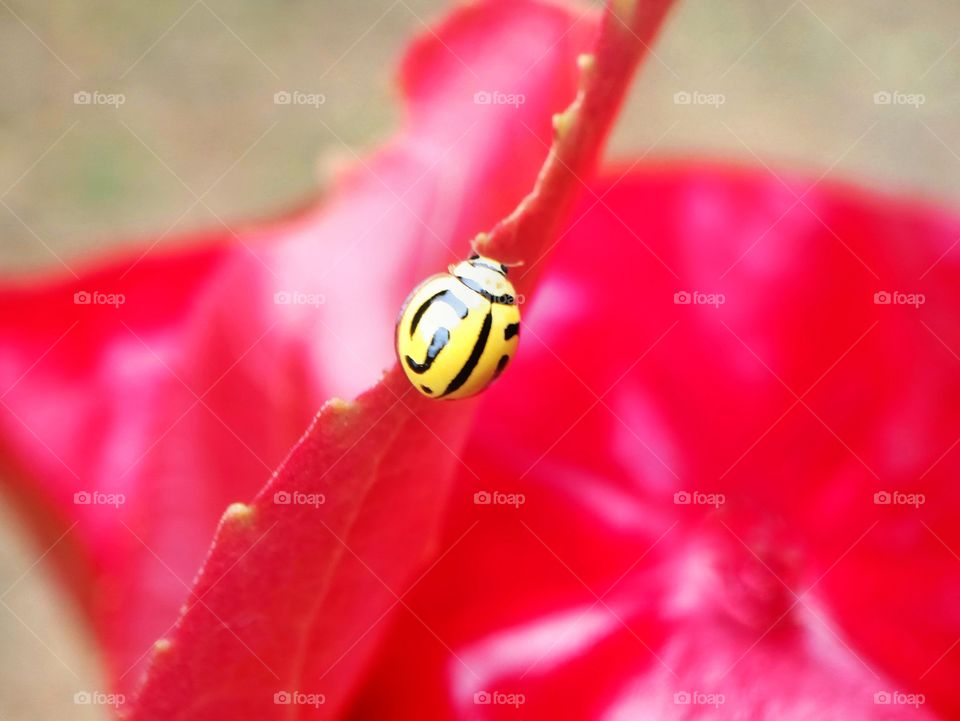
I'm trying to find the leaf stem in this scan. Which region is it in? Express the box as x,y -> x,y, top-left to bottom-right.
475,0 -> 676,278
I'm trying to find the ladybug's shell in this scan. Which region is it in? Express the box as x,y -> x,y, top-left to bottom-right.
396,271 -> 520,399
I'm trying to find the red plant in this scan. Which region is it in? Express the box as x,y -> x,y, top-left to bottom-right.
2,0 -> 959,719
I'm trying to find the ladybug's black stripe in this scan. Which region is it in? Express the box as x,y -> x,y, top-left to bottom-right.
441,308 -> 492,397
405,327 -> 450,374
492,354 -> 510,380
409,289 -> 468,337
504,322 -> 520,340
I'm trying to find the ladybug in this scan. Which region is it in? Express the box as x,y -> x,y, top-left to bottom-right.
396,254 -> 520,399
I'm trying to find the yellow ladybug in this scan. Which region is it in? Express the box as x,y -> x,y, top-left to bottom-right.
396,254 -> 520,399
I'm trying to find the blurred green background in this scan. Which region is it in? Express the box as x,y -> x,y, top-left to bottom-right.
1,0 -> 957,718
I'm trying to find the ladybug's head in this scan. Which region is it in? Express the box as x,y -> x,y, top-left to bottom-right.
451,254 -> 515,303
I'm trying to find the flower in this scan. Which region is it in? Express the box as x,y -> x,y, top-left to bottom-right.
354,162 -> 960,719
1,0 -> 958,719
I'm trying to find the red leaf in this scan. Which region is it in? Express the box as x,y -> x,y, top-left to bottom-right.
0,0 -> 592,691
477,0 -> 676,278
350,163 -> 960,719
132,371 -> 479,718
0,0 -> 677,717
127,2 -> 677,717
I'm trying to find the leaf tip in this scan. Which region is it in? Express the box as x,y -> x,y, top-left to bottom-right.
472,231 -> 490,249
612,0 -> 637,25
552,108 -> 576,139
223,502 -> 256,525
319,397 -> 360,430
577,52 -> 596,76
321,397 -> 355,413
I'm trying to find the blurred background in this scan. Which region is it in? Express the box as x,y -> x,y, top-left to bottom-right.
1,0 -> 957,718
